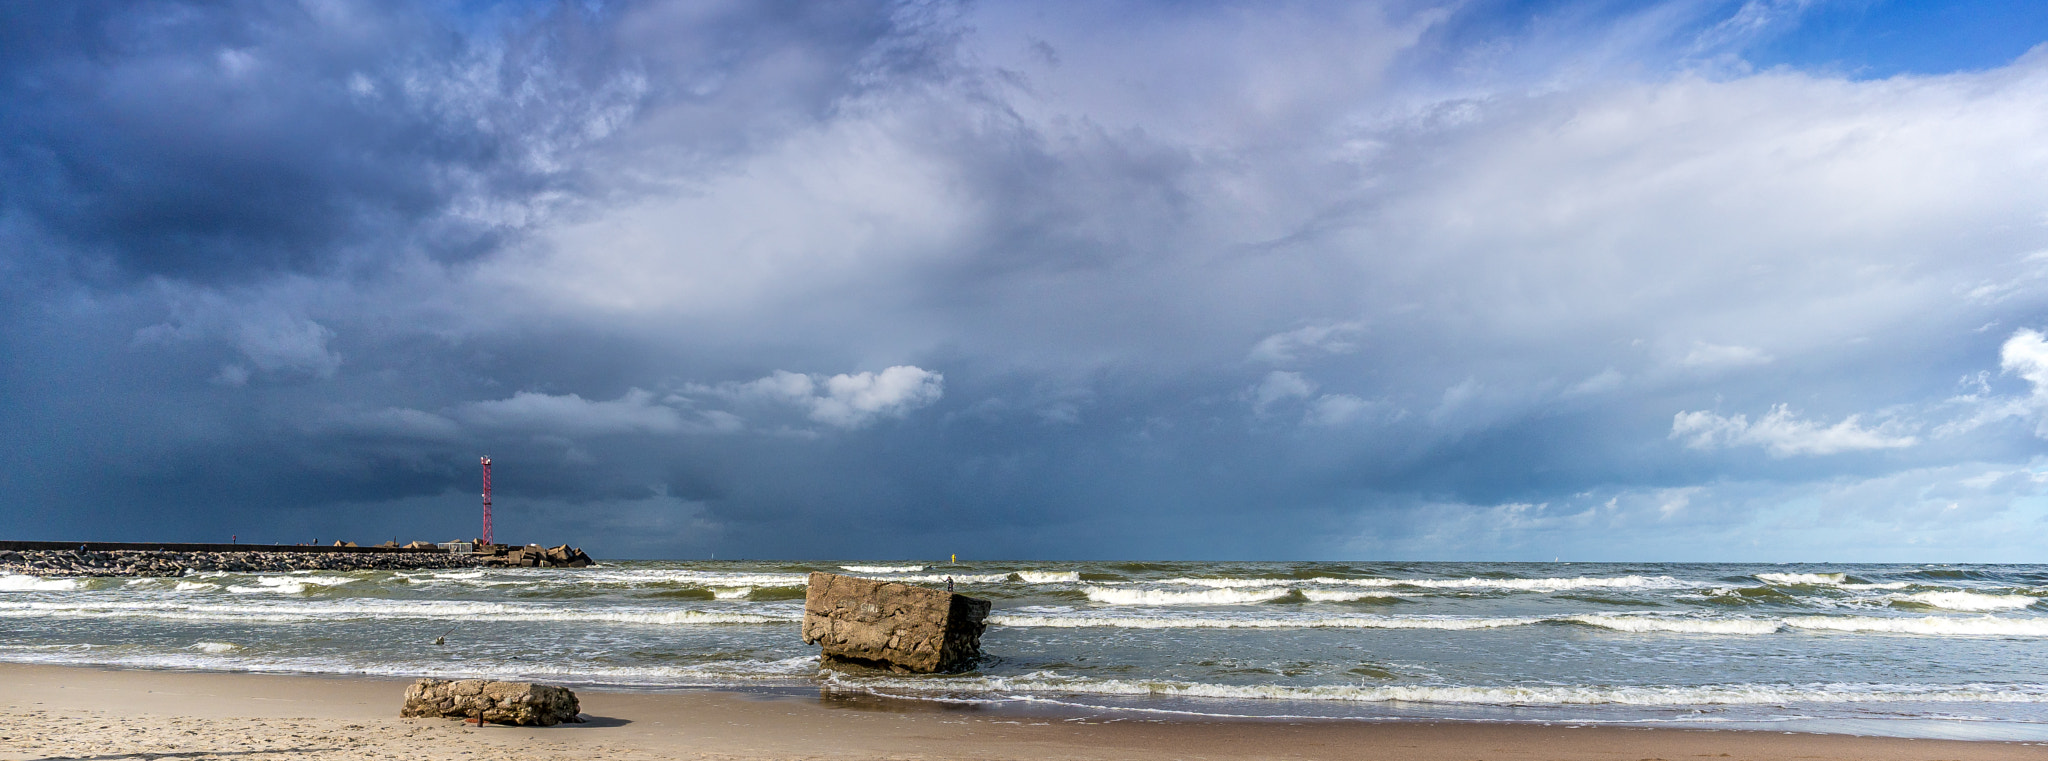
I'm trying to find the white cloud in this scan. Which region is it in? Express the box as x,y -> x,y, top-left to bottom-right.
1671,404 -> 1916,456
1678,342 -> 1772,369
1305,394 -> 1377,426
132,294 -> 342,381
1249,371 -> 1317,412
1248,321 -> 1364,364
1935,328 -> 2048,438
1564,368 -> 1624,396
230,314 -> 341,377
457,388 -> 683,436
2001,328 -> 2048,397
716,366 -> 945,429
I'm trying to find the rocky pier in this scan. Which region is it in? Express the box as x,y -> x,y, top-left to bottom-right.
0,540 -> 598,578
0,548 -> 482,578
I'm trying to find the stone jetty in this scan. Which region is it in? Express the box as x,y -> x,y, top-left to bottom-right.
0,540 -> 596,578
0,548 -> 480,578
802,571 -> 992,673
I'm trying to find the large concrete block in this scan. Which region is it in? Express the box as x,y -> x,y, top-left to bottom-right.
399,679 -> 583,726
801,571 -> 991,673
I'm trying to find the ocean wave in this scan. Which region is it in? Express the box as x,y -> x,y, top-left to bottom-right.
992,610 -> 2048,637
225,575 -> 358,595
841,565 -> 924,573
0,650 -> 826,686
1567,614 -> 1782,635
1756,572 -> 1848,586
1784,615 -> 2048,636
568,570 -> 812,588
1894,591 -> 2038,612
1300,590 -> 1407,603
1296,575 -> 1692,592
0,574 -> 86,592
1015,571 -> 1081,584
1143,577 -> 1304,588
0,599 -> 801,626
834,672 -> 2048,707
989,613 -> 1543,630
188,641 -> 241,653
868,573 -> 1012,584
1083,586 -> 1295,605
1109,575 -> 1694,594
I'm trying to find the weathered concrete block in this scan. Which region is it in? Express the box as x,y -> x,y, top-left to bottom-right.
801,571 -> 991,673
399,678 -> 583,726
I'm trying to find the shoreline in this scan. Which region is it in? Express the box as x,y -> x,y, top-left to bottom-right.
2,663 -> 2039,761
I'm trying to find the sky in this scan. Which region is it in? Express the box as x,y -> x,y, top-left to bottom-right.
4,0 -> 2048,561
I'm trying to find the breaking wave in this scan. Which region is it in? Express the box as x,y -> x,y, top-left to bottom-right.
1894,591 -> 2037,612
989,613 -> 1544,630
991,610 -> 2048,637
1137,575 -> 1695,592
1567,614 -> 1782,635
1300,590 -> 1407,603
0,599 -> 800,626
1015,571 -> 1081,584
1083,587 -> 1295,605
1756,572 -> 1848,586
0,575 -> 86,592
1784,615 -> 2048,636
835,672 -> 2048,707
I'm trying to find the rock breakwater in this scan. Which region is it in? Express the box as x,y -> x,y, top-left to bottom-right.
0,549 -> 482,578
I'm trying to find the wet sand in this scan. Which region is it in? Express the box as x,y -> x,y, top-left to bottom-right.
0,663 -> 2039,760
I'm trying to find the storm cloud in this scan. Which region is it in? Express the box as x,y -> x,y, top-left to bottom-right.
4,0 -> 2048,560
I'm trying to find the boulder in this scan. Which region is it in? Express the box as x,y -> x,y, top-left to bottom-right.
801,572 -> 991,673
399,679 -> 583,726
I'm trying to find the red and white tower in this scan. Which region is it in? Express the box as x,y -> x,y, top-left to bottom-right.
479,456 -> 494,546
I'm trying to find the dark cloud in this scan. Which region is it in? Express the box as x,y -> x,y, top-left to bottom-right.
4,0 -> 2048,561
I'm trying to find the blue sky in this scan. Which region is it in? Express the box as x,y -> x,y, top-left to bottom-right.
3,0 -> 2048,560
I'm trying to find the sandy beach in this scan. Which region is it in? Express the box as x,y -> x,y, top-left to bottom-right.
0,663 -> 2037,761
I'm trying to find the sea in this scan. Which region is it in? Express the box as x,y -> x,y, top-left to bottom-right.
4,561 -> 2047,740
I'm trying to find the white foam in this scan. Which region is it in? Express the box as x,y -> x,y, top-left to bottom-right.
711,587 -> 753,600
1147,577 -> 1304,588
188,641 -> 241,653
990,613 -> 1543,630
868,573 -> 1012,584
1569,614 -> 1783,635
0,599 -> 801,626
0,574 -> 84,592
173,581 -> 220,592
1785,615 -> 2048,636
569,570 -> 812,587
1757,572 -> 1848,586
1297,575 -> 1692,592
1114,575 -> 1692,595
1084,586 -> 1294,605
1300,590 -> 1406,603
1898,591 -> 2038,612
841,565 -> 924,573
0,650 -> 826,687
1015,571 -> 1081,584
225,575 -> 358,595
836,672 -> 2048,707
